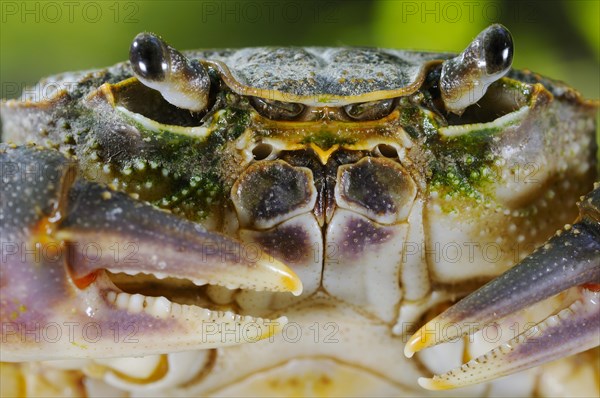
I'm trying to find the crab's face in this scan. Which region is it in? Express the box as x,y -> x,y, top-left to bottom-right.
1,25 -> 598,396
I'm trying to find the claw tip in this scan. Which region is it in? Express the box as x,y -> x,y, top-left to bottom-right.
280,270 -> 303,296
404,326 -> 433,358
403,344 -> 415,358
258,257 -> 303,295
418,377 -> 453,391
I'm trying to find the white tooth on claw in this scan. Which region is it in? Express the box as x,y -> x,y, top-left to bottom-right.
108,265 -> 301,295
115,292 -> 131,310
128,294 -> 145,313
123,270 -> 139,276
106,291 -> 117,304
149,296 -> 172,319
191,305 -> 211,319
222,311 -> 235,322
99,277 -> 289,353
191,278 -> 208,286
154,272 -> 168,280
108,289 -> 282,327
199,308 -> 211,320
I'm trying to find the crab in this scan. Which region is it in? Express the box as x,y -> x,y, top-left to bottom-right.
1,24 -> 598,397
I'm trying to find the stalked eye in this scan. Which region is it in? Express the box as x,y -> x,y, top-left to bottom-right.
129,33 -> 210,112
440,24 -> 514,114
250,97 -> 305,121
344,99 -> 395,121
130,33 -> 168,81
484,25 -> 513,75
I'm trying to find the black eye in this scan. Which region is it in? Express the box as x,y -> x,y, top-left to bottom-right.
483,25 -> 513,75
344,99 -> 395,121
130,33 -> 168,81
250,97 -> 305,120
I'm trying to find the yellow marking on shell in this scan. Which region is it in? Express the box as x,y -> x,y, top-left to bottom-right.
310,143 -> 340,165
97,82 -> 118,105
248,110 -> 407,159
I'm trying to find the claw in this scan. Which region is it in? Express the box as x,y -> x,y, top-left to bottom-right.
58,181 -> 302,295
1,145 -> 302,361
405,184 -> 600,389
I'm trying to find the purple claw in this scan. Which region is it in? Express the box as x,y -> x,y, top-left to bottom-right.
1,145 -> 301,361
405,184 -> 600,389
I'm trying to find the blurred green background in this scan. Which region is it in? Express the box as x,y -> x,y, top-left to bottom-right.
1,0 -> 598,99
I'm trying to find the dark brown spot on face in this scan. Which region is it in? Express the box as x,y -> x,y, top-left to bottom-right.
233,160 -> 314,226
340,160 -> 396,213
338,157 -> 416,220
255,225 -> 311,265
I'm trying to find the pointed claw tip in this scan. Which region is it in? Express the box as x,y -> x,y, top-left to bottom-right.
418,377 -> 453,391
404,342 -> 415,358
403,339 -> 416,358
273,263 -> 303,296
286,275 -> 303,296
404,324 -> 436,357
